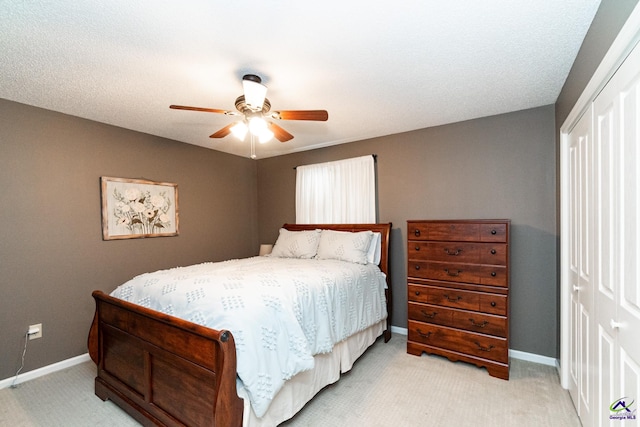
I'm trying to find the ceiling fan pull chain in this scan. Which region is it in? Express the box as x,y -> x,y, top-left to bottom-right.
250,134 -> 257,160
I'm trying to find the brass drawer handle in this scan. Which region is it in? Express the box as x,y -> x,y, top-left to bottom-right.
444,248 -> 462,256
469,319 -> 488,328
420,310 -> 437,319
417,329 -> 432,339
444,294 -> 462,302
445,268 -> 462,277
475,342 -> 495,352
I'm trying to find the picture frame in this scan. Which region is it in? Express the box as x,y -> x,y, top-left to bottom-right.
100,176 -> 179,240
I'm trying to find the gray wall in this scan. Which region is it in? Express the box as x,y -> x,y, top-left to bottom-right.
257,106 -> 558,357
0,99 -> 258,381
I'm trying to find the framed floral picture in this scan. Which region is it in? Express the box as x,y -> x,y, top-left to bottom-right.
100,176 -> 179,240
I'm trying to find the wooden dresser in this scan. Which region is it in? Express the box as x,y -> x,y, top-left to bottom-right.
406,219 -> 510,380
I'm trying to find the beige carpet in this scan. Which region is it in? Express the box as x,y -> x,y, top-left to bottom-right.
0,335 -> 580,426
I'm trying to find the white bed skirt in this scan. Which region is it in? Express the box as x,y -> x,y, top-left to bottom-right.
239,320 -> 386,427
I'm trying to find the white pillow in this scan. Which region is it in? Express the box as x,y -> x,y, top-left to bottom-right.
317,229 -> 374,264
269,228 -> 321,259
366,232 -> 382,265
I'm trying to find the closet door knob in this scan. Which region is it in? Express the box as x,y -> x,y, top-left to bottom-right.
610,319 -> 625,329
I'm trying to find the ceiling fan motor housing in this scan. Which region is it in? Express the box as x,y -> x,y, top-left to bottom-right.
242,74 -> 262,84
235,95 -> 271,114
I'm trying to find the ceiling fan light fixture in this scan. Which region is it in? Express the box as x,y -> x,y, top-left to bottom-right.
230,121 -> 248,141
259,129 -> 274,144
248,116 -> 273,143
242,75 -> 267,111
248,116 -> 267,134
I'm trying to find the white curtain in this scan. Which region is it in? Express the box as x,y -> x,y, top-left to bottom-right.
295,155 -> 376,224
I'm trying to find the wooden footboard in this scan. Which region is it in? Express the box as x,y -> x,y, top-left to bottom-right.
88,290 -> 244,427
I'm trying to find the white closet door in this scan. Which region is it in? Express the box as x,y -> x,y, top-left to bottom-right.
592,40 -> 640,426
567,108 -> 595,427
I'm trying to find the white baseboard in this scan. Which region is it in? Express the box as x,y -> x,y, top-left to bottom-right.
0,353 -> 91,390
391,325 -> 408,335
508,349 -> 557,367
389,326 -> 558,367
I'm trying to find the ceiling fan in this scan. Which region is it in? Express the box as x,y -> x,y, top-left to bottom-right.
170,74 -> 328,146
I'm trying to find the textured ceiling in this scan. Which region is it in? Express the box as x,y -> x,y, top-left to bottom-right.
0,1 -> 601,159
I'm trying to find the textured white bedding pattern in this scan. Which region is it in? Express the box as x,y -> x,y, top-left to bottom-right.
110,256 -> 387,417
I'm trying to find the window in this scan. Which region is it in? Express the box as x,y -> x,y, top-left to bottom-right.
295,155 -> 376,224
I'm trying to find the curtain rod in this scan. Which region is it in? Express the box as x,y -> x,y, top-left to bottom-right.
293,154 -> 377,170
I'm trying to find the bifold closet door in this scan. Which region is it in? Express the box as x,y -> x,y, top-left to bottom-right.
567,106 -> 594,427
592,39 -> 640,427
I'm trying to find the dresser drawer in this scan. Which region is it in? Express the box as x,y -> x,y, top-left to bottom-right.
409,302 -> 507,337
408,241 -> 507,265
409,222 -> 479,241
408,321 -> 508,363
408,261 -> 507,287
409,283 -> 507,315
408,222 -> 508,243
408,284 -> 479,311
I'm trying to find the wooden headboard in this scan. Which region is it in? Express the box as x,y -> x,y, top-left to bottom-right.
282,223 -> 392,277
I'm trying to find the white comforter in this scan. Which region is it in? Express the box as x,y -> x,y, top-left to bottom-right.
110,256 -> 387,417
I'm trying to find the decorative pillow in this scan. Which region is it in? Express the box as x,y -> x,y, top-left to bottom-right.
269,228 -> 322,259
317,229 -> 374,264
366,232 -> 382,265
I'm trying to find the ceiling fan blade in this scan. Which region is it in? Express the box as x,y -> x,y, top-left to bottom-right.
268,122 -> 294,142
209,123 -> 235,139
271,110 -> 328,121
170,105 -> 232,114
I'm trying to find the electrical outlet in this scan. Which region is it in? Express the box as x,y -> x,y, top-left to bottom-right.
28,323 -> 42,340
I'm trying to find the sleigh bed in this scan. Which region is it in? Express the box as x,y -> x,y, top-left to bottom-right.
88,223 -> 392,426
